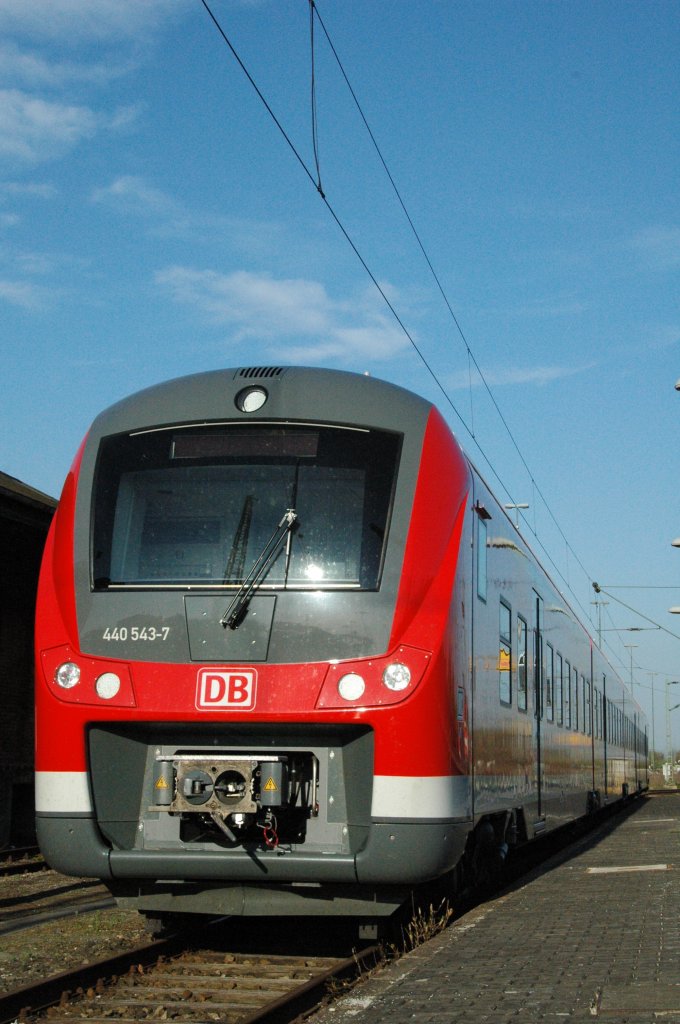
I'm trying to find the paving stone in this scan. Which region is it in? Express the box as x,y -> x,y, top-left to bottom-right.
312,794 -> 680,1024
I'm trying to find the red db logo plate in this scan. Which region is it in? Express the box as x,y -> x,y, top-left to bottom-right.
196,669 -> 257,710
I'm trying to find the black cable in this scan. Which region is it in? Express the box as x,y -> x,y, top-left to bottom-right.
595,587 -> 680,644
199,0 -> 613,633
309,1 -> 324,197
308,1 -> 592,586
197,0 -> 522,506
199,0 -> 318,194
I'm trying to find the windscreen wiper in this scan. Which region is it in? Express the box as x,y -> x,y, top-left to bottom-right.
220,508 -> 298,629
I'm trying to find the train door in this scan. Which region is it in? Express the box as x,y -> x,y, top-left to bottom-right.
533,590 -> 544,824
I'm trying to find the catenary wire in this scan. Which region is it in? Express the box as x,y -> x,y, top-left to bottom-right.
199,0 -> 631,638
308,1 -> 593,587
198,0 -> 523,509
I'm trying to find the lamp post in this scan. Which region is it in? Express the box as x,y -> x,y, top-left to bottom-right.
665,680 -> 680,782
649,672 -> 658,770
504,503 -> 529,529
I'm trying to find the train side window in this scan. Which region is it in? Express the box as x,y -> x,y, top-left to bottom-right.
477,517 -> 488,602
555,651 -> 563,725
572,665 -> 578,731
564,657 -> 571,728
499,599 -> 512,706
517,615 -> 528,712
594,687 -> 600,738
564,660 -> 570,729
534,591 -> 543,721
545,643 -> 554,721
584,677 -> 591,735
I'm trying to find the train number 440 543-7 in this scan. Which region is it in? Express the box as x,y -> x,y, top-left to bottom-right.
102,625 -> 171,642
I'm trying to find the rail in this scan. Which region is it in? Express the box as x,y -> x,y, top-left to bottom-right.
0,930 -> 383,1024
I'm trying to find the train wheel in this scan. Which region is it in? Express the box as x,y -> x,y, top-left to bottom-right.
469,819 -> 510,892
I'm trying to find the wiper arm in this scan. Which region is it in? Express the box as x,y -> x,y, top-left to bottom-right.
220,508 -> 298,630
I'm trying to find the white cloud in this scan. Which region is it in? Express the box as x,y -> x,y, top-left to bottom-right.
447,363 -> 593,391
1,180 -> 58,198
108,104 -> 143,131
0,0 -> 185,43
0,89 -> 97,162
0,41 -> 132,89
92,176 -> 282,249
91,175 -> 178,217
0,276 -> 49,308
155,266 -> 409,363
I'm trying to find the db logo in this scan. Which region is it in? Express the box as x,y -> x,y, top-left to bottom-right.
196,669 -> 257,710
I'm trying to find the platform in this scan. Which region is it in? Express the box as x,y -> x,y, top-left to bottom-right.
314,793 -> 680,1023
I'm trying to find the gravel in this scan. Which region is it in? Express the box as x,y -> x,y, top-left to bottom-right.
0,868 -> 149,994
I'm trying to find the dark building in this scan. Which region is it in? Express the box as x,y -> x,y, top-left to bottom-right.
0,471 -> 56,847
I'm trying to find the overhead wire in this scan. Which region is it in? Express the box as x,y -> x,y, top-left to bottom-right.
308,1 -> 593,589
198,0 -> 645,642
198,0 -> 521,509
309,0 -> 324,197
593,586 -> 680,645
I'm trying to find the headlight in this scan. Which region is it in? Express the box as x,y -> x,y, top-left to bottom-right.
382,662 -> 411,691
337,672 -> 366,701
55,662 -> 80,689
95,672 -> 121,699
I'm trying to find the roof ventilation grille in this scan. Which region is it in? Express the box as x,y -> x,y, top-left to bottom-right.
236,366 -> 286,380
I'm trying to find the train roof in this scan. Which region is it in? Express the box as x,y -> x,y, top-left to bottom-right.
89,366 -> 436,437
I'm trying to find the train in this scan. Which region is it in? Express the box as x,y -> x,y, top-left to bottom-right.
35,366 -> 647,929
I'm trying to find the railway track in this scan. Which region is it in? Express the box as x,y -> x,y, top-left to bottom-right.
0,928 -> 382,1024
0,876 -> 114,935
0,846 -> 45,876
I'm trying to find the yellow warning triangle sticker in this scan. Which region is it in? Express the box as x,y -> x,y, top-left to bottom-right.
263,777 -> 278,792
155,777 -> 169,789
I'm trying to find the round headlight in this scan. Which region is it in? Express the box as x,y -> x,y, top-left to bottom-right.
382,662 -> 411,692
95,672 -> 121,700
235,386 -> 268,413
55,662 -> 80,689
337,673 -> 366,702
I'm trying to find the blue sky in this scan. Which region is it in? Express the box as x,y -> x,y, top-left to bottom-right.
1,0 -> 679,751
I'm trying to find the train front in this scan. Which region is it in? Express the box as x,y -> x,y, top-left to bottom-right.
35,366 -> 472,922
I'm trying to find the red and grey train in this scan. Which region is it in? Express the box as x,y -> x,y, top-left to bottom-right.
35,366 -> 647,924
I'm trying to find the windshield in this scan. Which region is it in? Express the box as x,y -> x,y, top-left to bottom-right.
91,425 -> 400,590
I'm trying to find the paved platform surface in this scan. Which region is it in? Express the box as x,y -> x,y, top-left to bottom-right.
314,793 -> 680,1023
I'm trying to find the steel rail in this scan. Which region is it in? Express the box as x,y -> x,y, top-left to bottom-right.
0,932 -> 383,1024
0,934 -> 187,1024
